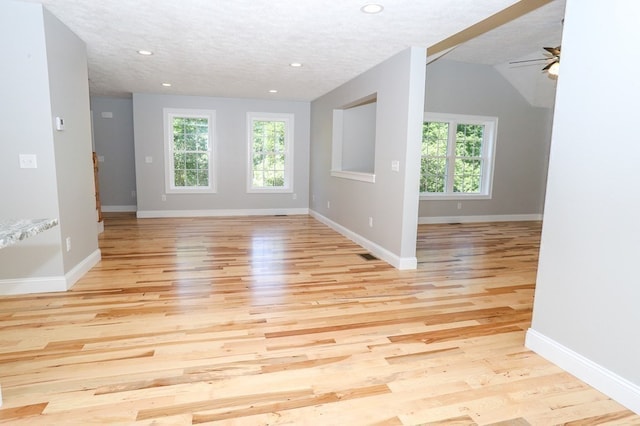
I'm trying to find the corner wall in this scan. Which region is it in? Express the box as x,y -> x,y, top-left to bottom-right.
0,1 -> 99,295
309,47 -> 426,269
527,0 -> 640,413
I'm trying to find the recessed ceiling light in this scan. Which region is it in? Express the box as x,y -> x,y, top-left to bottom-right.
290,62 -> 303,68
269,89 -> 278,93
162,83 -> 172,87
361,3 -> 384,14
137,50 -> 153,56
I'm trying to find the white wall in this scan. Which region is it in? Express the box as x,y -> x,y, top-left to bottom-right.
0,1 -> 63,281
91,97 -> 137,211
527,0 -> 640,413
420,60 -> 554,221
0,1 -> 99,294
132,93 -> 310,217
309,47 -> 426,269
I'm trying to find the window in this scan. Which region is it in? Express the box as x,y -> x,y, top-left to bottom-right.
420,113 -> 497,199
247,112 -> 293,192
164,108 -> 216,193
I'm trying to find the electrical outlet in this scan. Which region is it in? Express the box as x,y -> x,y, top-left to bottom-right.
369,217 -> 373,227
19,154 -> 37,169
66,237 -> 71,252
327,201 -> 331,209
457,202 -> 462,210
292,193 -> 297,200
131,190 -> 136,198
161,194 -> 167,201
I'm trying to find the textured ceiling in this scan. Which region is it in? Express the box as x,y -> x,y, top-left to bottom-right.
446,0 -> 565,65
22,0 -> 565,101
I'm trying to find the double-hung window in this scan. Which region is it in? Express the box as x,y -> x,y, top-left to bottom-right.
247,112 -> 293,192
164,108 -> 216,193
420,112 -> 497,199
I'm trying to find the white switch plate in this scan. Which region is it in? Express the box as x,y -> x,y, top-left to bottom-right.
101,111 -> 113,119
145,156 -> 153,163
97,155 -> 105,162
391,160 -> 400,172
55,116 -> 65,131
19,154 -> 37,169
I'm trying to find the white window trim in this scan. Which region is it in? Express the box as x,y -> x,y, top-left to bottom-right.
420,112 -> 497,200
163,108 -> 216,194
246,112 -> 294,193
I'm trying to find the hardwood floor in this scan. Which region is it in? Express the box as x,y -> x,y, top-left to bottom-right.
0,214 -> 637,425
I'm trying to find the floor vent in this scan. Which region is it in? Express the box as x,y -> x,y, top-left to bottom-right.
358,253 -> 378,261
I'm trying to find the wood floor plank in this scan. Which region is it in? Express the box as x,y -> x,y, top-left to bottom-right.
0,214 -> 637,424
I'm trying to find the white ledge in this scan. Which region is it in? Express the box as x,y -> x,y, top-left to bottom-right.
330,170 -> 376,183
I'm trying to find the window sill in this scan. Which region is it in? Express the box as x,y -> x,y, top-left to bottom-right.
247,188 -> 293,194
166,188 -> 217,195
331,170 -> 376,183
419,193 -> 491,201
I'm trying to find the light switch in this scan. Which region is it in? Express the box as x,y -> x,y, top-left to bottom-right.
19,154 -> 37,169
391,160 -> 400,172
55,116 -> 65,131
145,156 -> 153,163
97,155 -> 105,162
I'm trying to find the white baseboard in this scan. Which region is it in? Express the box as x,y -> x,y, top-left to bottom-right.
136,208 -> 309,218
65,249 -> 101,290
418,213 -> 543,224
0,249 -> 101,295
309,210 -> 416,270
102,205 -> 137,212
526,328 -> 640,414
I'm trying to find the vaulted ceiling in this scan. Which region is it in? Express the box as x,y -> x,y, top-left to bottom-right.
23,0 -> 565,100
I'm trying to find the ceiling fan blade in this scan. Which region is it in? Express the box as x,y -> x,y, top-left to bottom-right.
543,46 -> 561,56
509,57 -> 549,64
541,59 -> 558,71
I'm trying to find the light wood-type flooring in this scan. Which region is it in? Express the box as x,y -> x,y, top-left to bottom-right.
0,214 -> 638,425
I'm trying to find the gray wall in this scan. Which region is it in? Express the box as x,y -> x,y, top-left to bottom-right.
91,97 -> 136,210
341,102 -> 376,173
44,8 -> 99,273
132,93 -> 310,215
420,59 -> 554,219
0,1 -> 98,291
528,0 -> 640,408
309,47 -> 426,267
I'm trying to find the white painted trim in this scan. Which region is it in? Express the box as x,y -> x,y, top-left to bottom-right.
136,208 -> 309,219
65,249 -> 101,290
330,170 -> 376,183
309,209 -> 416,270
0,249 -> 101,295
0,276 -> 67,295
526,328 -> 640,415
102,205 -> 137,212
418,214 -> 543,224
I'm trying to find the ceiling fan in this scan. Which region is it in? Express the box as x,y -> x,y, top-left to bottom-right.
510,46 -> 561,76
